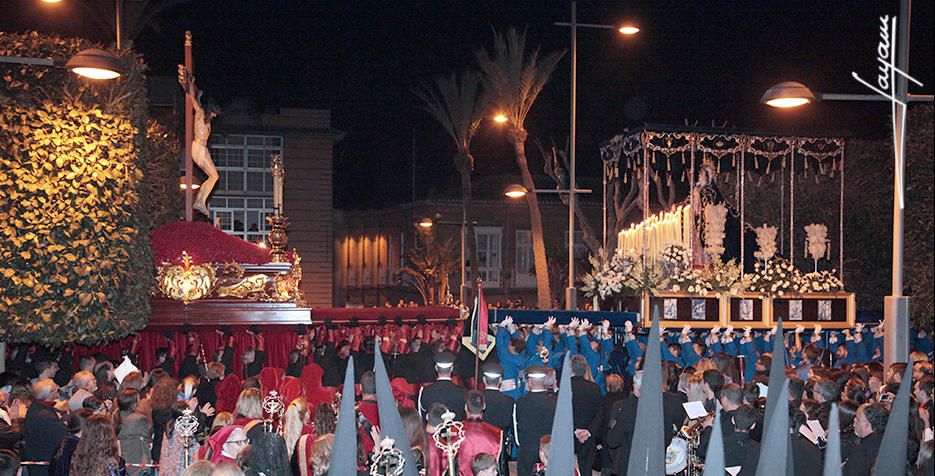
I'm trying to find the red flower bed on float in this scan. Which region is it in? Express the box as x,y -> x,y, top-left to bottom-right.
151,221 -> 273,264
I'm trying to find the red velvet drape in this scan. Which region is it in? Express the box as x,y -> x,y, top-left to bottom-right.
67,321 -> 466,377
69,329 -> 301,378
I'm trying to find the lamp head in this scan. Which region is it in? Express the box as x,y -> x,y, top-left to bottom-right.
761,81 -> 816,108
66,49 -> 124,80
618,25 -> 640,35
504,184 -> 528,199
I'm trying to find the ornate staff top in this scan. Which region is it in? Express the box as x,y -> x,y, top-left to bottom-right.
176,409 -> 200,439
263,389 -> 285,434
432,411 -> 465,454
370,437 -> 406,476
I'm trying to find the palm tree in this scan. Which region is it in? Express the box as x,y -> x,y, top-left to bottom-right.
476,28 -> 565,309
412,71 -> 484,304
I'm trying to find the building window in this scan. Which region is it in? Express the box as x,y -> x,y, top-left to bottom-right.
475,226 -> 502,287
563,230 -> 588,259
209,197 -> 275,243
207,134 -> 282,242
514,230 -> 537,288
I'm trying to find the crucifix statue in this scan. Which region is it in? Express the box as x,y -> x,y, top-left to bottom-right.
178,68 -> 219,216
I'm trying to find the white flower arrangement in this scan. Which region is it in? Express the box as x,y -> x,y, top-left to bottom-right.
743,258 -> 844,298
666,257 -> 743,296
703,203 -> 728,259
659,243 -> 690,278
804,223 -> 829,262
797,270 -> 844,294
743,257 -> 798,299
581,249 -> 638,300
753,224 -> 778,262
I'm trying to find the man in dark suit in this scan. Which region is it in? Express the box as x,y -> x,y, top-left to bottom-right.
418,351 -> 467,421
570,355 -> 603,473
605,369 -> 685,474
699,382 -> 743,459
596,373 -> 628,474
480,363 -> 515,431
604,390 -> 638,475
513,366 -> 557,476
842,402 -> 888,476
724,404 -> 760,473
22,380 -> 67,476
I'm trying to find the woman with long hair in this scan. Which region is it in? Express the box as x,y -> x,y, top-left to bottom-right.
399,406 -> 428,474
149,377 -> 180,463
69,413 -> 127,476
312,402 -> 336,436
49,408 -> 92,476
283,397 -> 310,459
309,434 -> 334,476
159,402 -> 201,476
115,389 -> 152,476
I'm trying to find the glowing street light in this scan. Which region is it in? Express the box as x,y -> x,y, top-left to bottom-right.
618,25 -> 640,35
493,113 -> 508,123
65,49 -> 125,79
417,217 -> 434,229
503,184 -> 528,199
760,81 -> 817,108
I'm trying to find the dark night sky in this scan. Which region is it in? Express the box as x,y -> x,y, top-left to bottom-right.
3,0 -> 933,209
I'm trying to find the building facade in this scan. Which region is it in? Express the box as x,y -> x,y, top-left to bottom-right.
334,198 -> 603,308
207,107 -> 342,307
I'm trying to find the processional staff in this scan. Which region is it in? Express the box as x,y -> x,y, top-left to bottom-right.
432,411 -> 466,476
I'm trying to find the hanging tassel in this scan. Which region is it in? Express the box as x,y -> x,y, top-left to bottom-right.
770,174 -> 776,184
667,156 -> 671,172
766,159 -> 772,175
757,176 -> 764,187
815,174 -> 820,184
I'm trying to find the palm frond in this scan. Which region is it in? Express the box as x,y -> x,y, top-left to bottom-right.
412,70 -> 483,151
476,28 -> 565,128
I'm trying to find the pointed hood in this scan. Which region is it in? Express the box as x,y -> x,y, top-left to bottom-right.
374,339 -> 418,476
546,353 -> 575,476
823,403 -> 841,476
702,409 -> 725,476
871,360 -> 914,476
627,306 -> 665,475
329,356 -> 359,476
763,318 -> 787,432
755,378 -> 790,476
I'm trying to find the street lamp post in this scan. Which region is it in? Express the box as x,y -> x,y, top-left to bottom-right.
760,0 -> 933,367
555,2 -> 637,311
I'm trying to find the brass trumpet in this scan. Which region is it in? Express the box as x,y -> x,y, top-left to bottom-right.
680,410 -> 716,438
